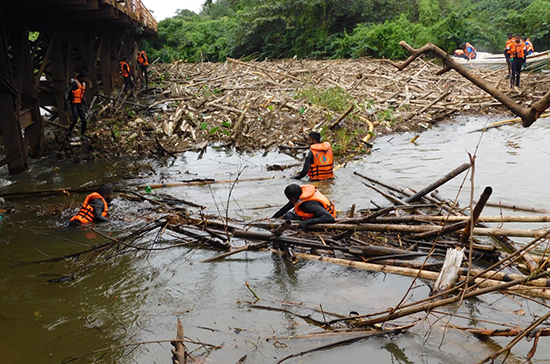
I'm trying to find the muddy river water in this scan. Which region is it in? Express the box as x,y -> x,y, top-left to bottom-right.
1,115 -> 550,363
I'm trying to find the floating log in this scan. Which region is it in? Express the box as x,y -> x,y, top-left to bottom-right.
459,186 -> 492,245
405,162 -> 471,203
171,317 -> 186,364
432,247 -> 465,296
310,223 -> 550,239
286,252 -> 550,299
140,176 -> 277,189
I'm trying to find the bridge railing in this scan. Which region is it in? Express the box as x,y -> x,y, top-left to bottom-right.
105,0 -> 158,33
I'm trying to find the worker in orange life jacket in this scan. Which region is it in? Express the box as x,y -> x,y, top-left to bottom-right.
290,131 -> 334,181
272,184 -> 336,230
504,33 -> 514,79
524,39 -> 534,55
137,50 -> 149,89
453,49 -> 468,60
507,34 -> 526,90
460,42 -> 477,60
69,184 -> 114,226
119,57 -> 135,98
63,71 -> 89,141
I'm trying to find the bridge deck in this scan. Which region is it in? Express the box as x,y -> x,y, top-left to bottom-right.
1,0 -> 157,34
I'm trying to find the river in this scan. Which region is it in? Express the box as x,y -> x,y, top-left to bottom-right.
1,115 -> 549,363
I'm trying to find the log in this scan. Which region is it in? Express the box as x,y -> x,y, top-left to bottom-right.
459,186 -> 492,245
289,253 -> 550,299
171,317 -> 186,364
310,222 -> 550,238
431,247 -> 465,296
140,176 -> 276,189
388,41 -> 550,127
405,162 -> 471,203
457,326 -> 550,338
200,242 -> 269,263
328,104 -> 355,130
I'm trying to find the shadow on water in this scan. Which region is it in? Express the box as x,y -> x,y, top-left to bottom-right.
1,115 -> 550,363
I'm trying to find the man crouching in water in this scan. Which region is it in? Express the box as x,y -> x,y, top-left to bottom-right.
69,184 -> 114,225
272,184 -> 335,230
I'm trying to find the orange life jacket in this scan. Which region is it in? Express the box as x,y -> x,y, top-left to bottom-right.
464,42 -> 477,59
294,185 -> 336,220
525,39 -> 534,55
307,142 -> 334,180
70,192 -> 108,224
120,61 -> 131,77
137,51 -> 149,66
453,49 -> 465,56
508,40 -> 525,58
71,79 -> 86,104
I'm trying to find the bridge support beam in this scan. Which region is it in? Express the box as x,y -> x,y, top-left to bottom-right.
0,22 -> 28,174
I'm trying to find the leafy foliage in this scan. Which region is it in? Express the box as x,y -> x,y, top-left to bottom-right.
143,0 -> 550,63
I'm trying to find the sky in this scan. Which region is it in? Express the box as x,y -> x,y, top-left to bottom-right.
141,0 -> 205,21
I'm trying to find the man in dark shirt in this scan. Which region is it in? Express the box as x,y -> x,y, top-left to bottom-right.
272,184 -> 335,230
291,131 -> 334,180
69,184 -> 114,225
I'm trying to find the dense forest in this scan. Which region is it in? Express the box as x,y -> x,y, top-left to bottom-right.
142,0 -> 550,63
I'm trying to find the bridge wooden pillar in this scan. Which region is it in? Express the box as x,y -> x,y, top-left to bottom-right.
48,26 -> 70,126
0,22 -> 28,174
11,26 -> 44,158
99,33 -> 113,95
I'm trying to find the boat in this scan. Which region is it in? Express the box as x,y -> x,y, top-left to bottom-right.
453,50 -> 550,72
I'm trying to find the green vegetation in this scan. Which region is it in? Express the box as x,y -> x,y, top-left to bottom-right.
143,0 -> 550,62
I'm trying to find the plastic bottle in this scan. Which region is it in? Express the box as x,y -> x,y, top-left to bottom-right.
145,185 -> 152,194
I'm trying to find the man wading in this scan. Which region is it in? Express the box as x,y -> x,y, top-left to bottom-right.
69,184 -> 114,225
272,184 -> 336,230
291,131 -> 334,181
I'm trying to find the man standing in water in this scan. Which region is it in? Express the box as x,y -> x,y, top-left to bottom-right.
507,34 -> 526,91
272,184 -> 336,230
64,71 -> 89,141
69,184 -> 114,225
290,131 -> 334,181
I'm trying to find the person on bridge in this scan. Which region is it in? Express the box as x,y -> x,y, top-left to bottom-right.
119,57 -> 135,98
460,42 -> 477,60
290,131 -> 334,181
272,184 -> 336,230
137,50 -> 149,89
507,34 -> 526,90
64,71 -> 89,141
69,184 -> 114,225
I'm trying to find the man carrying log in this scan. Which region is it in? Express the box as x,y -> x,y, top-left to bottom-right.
69,184 -> 114,225
272,184 -> 336,230
290,131 -> 334,181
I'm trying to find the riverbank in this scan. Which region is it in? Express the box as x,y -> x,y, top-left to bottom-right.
43,57 -> 549,167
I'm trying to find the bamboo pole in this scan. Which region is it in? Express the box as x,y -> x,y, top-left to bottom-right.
140,176 -> 276,189
289,253 -> 550,299
343,215 -> 550,224
405,162 -> 471,203
310,223 -> 550,239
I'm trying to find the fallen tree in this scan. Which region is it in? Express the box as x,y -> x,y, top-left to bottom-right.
387,41 -> 550,127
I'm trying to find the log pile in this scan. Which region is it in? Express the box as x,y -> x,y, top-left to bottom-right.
44,56 -> 550,164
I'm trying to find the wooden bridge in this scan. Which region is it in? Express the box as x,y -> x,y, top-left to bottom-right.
0,0 -> 157,174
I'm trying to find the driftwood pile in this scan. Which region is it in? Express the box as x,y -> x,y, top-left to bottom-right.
10,160 -> 550,363
46,54 -> 550,164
